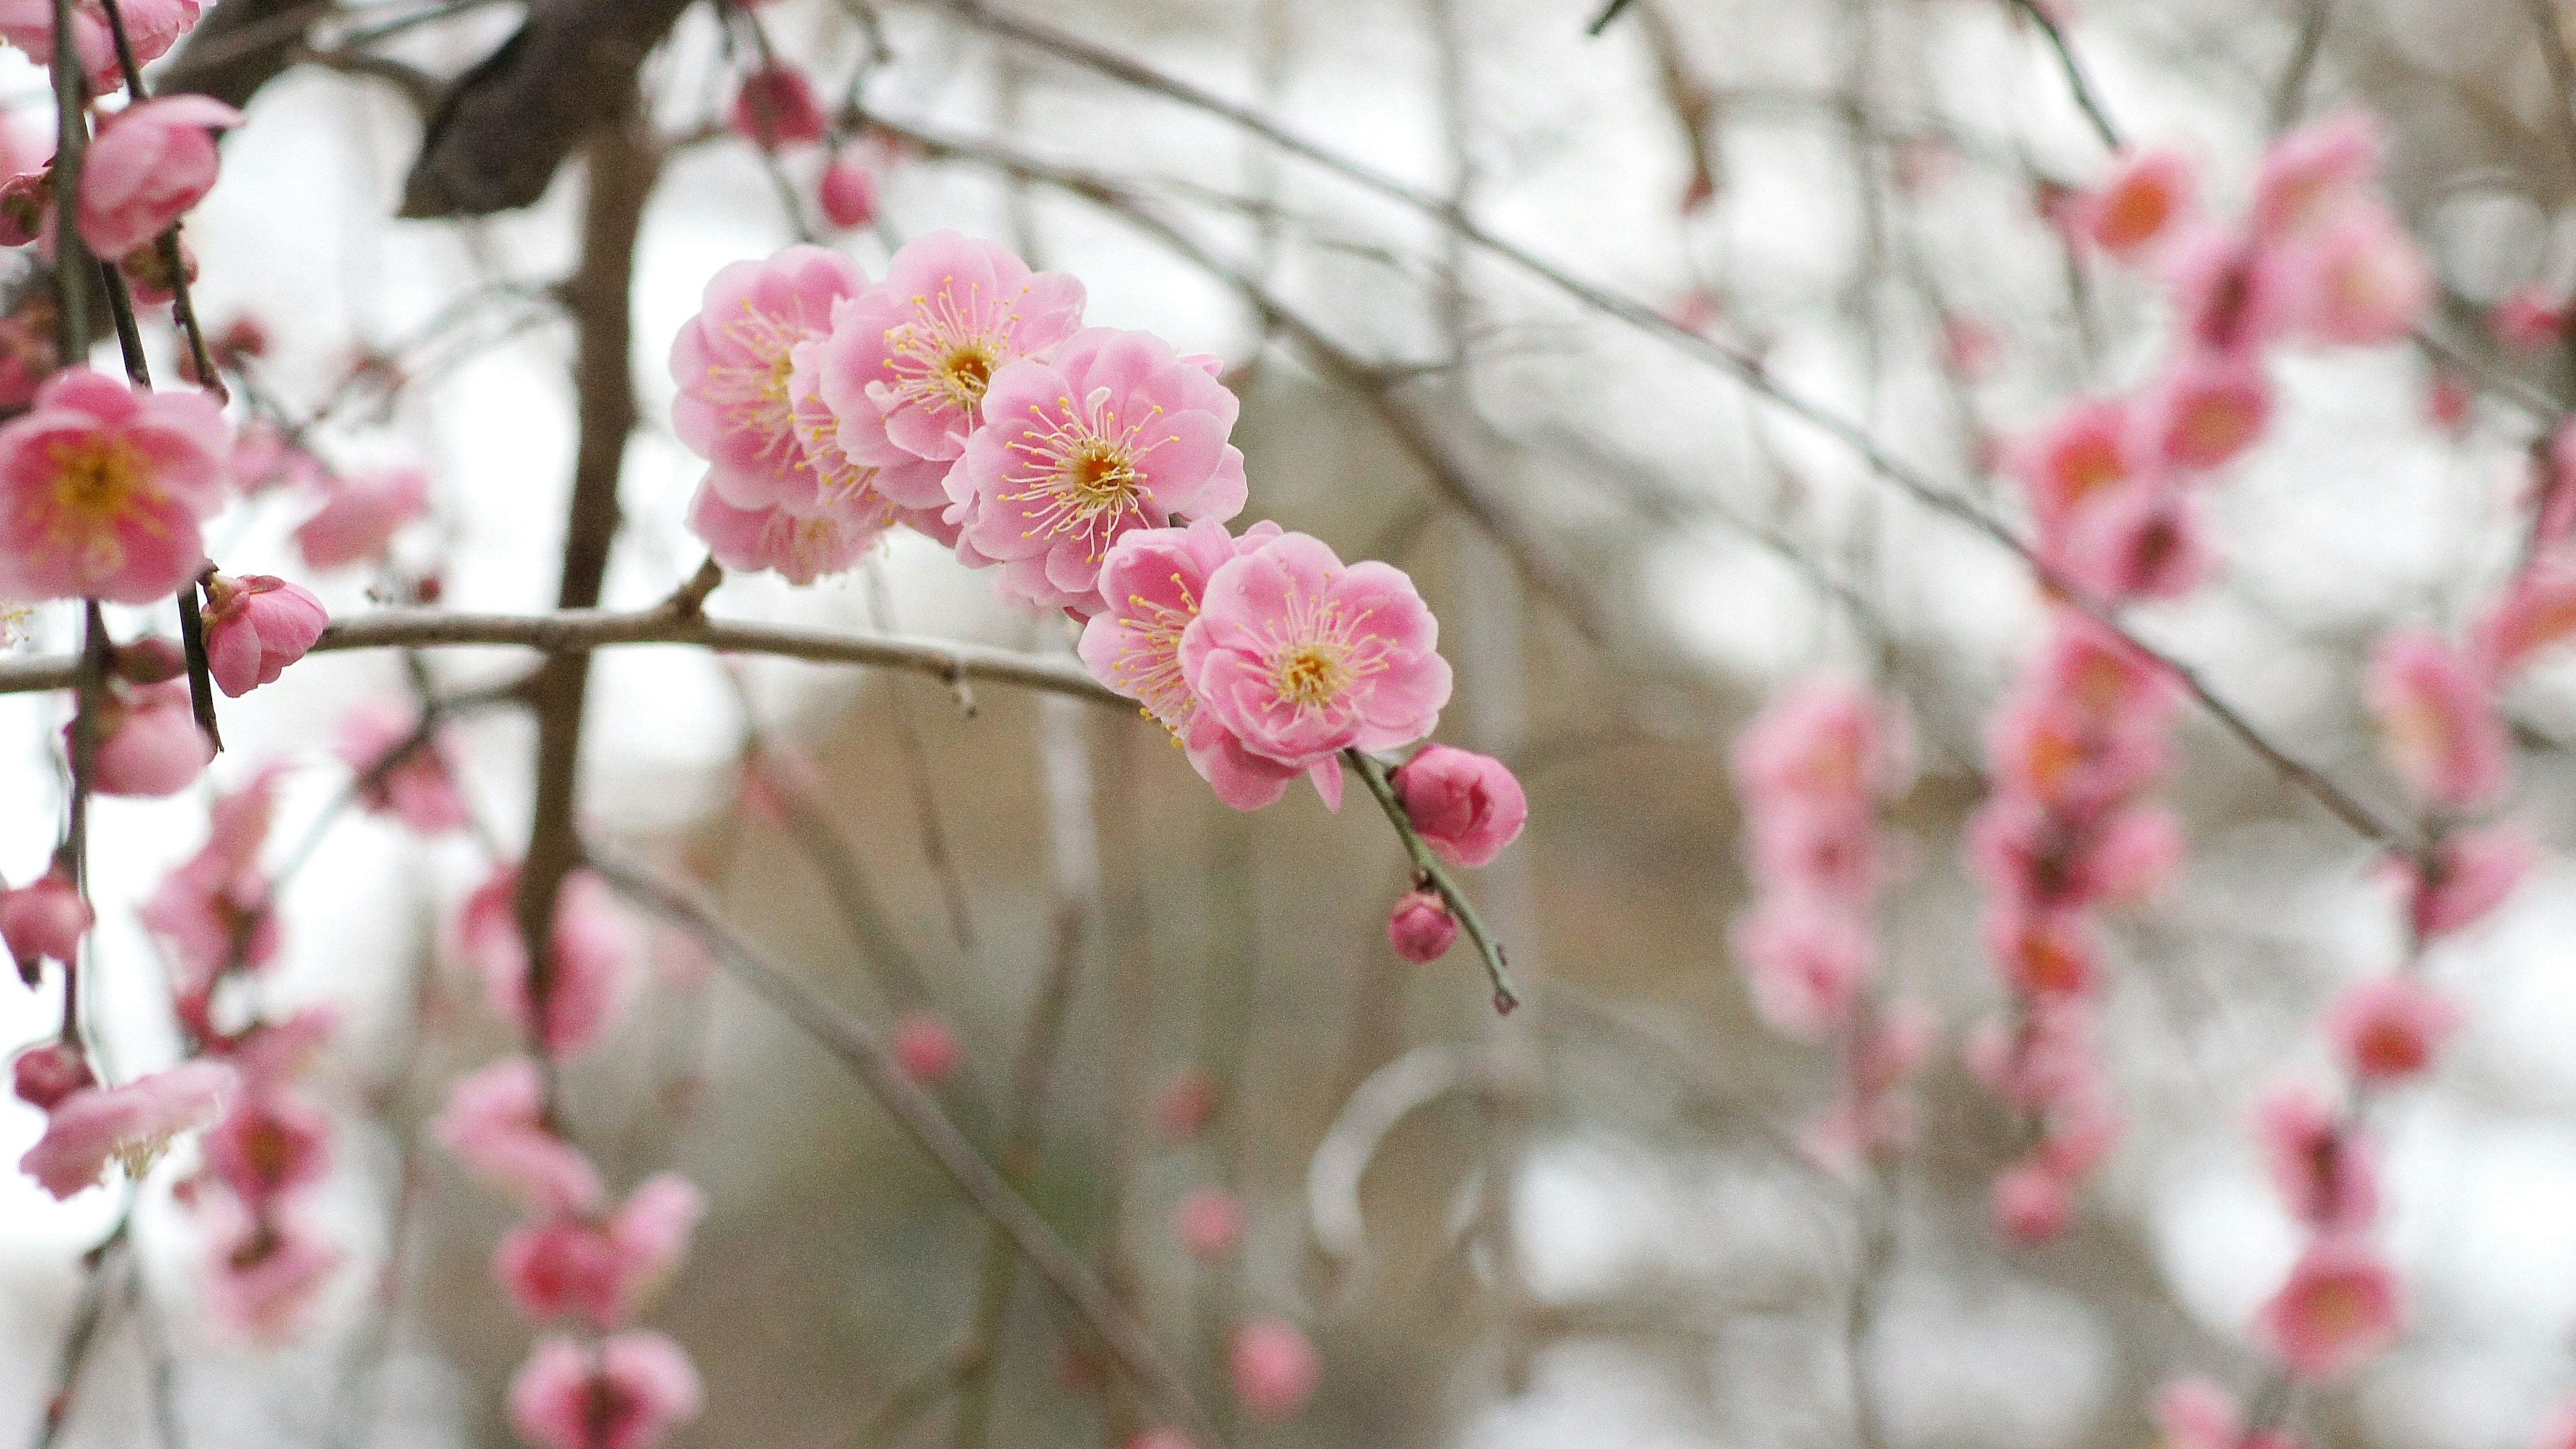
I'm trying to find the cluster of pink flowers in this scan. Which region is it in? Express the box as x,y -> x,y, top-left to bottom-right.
435,870 -> 704,1449
1728,681 -> 1929,1170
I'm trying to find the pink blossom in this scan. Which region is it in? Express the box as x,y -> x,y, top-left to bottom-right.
1966,999 -> 2102,1110
203,1089 -> 330,1204
2136,352 -> 2272,472
949,327 -> 1249,609
201,572 -> 327,697
1733,898 -> 1870,1039
1732,680 -> 1910,808
2324,977 -> 2459,1084
1387,888 -> 1456,963
0,0 -> 201,91
2253,1085 -> 2377,1232
2253,113 -> 2384,240
1229,1318 -> 1320,1424
459,865 -> 637,1061
292,466 -> 427,570
18,1060 -> 236,1199
2039,1089 -> 2123,1179
1747,798 -> 1882,904
1175,1185 -> 1245,1261
2255,1238 -> 2402,1381
336,700 -> 472,833
2389,827 -> 2533,939
730,62 -> 826,152
819,156 -> 879,230
2284,203 -> 2432,348
1391,745 -> 1527,868
76,95 -> 241,260
0,368 -> 228,603
2165,227 -> 2297,356
1157,1070 -> 1217,1143
12,1040 -> 91,1109
2473,551 -> 2576,677
2004,398 -> 2137,537
89,680 -> 213,796
2072,148 -> 2196,259
892,1012 -> 965,1083
672,247 -> 869,498
203,1201 -> 339,1341
430,1057 -> 604,1216
498,1173 -> 704,1328
217,1004 -> 337,1087
812,231 -> 1087,466
226,419 -> 325,495
1984,902 -> 2098,999
2493,286 -> 2567,353
509,1332 -> 703,1449
686,477 -> 883,586
139,772 -> 280,989
2367,627 -> 2508,812
1179,531 -> 1450,772
2053,476 -> 2209,602
1990,1160 -> 2074,1244
0,866 -> 88,975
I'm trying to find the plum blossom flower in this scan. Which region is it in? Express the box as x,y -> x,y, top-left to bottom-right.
2324,977 -> 2459,1084
0,368 -> 227,603
77,95 -> 241,260
0,866 -> 88,977
336,700 -> 472,833
2135,352 -> 2272,472
19,1060 -> 236,1199
2283,203 -> 2432,348
2253,113 -> 2383,240
2004,398 -> 2137,537
2072,147 -> 2196,259
201,572 -> 327,696
1732,681 -> 1911,806
1230,1318 -> 1320,1424
0,0 -> 201,91
2255,1238 -> 2401,1381
1732,898 -> 1870,1039
673,247 -> 869,495
1990,1159 -> 2075,1244
2253,1085 -> 2377,1232
458,865 -> 637,1061
2473,551 -> 2576,677
813,231 -> 1086,466
2388,827 -> 2532,939
949,327 -> 1248,609
2151,1376 -> 2302,1449
431,1057 -> 604,1216
509,1332 -> 703,1449
1175,1185 -> 1244,1261
2053,476 -> 2209,602
686,480 -> 883,586
89,680 -> 213,796
497,1172 -> 705,1328
138,769 -> 282,996
293,466 -> 427,571
203,1089 -> 331,1204
818,155 -> 878,230
1391,745 -> 1527,868
729,62 -> 826,152
1387,888 -> 1456,963
891,1012 -> 964,1083
205,1208 -> 340,1340
1179,530 -> 1451,784
2367,628 -> 2508,812
13,1040 -> 91,1108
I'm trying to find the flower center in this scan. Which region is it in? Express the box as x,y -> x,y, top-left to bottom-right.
1001,391 -> 1169,560
938,346 -> 996,408
1274,643 -> 1351,709
877,278 -> 1030,426
1113,572 -> 1200,733
50,437 -> 146,524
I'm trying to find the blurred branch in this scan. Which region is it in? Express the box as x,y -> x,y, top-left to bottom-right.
2004,0 -> 2119,150
588,847 -> 1234,1449
2270,0 -> 2335,130
2523,0 -> 2576,179
1587,0 -> 1635,36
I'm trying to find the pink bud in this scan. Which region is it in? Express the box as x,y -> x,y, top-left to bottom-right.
201,573 -> 329,697
1990,1161 -> 2074,1244
1391,745 -> 1529,868
78,96 -> 242,261
730,64 -> 827,152
1228,1318 -> 1320,1424
1174,1185 -> 1245,1261
84,682 -> 212,798
12,1041 -> 93,1109
0,867 -> 89,979
818,155 -> 879,230
1387,890 -> 1457,964
0,168 -> 46,247
892,1012 -> 964,1083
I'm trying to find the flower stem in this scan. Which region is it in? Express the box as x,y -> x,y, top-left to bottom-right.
1346,747 -> 1519,1014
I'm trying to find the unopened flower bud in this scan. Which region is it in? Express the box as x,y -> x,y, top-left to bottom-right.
1387,890 -> 1456,964
12,1040 -> 92,1109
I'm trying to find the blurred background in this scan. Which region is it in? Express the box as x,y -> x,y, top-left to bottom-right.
9,0 -> 2576,1445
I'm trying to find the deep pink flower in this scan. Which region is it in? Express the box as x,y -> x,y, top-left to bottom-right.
12,1040 -> 92,1109
293,466 -> 427,570
2164,226 -> 2297,356
1990,1159 -> 2074,1244
2325,977 -> 2459,1084
1179,531 -> 1450,773
1230,1318 -> 1320,1424
948,327 -> 1248,609
818,155 -> 879,230
18,1060 -> 235,1199
1175,1185 -> 1245,1261
0,866 -> 88,976
2135,352 -> 2272,472
2255,1238 -> 2401,1381
201,572 -> 327,697
2004,398 -> 2137,537
1733,898 -> 1870,1039
2367,627 -> 2508,812
686,480 -> 883,585
0,368 -> 227,603
1983,901 -> 2098,1000
2493,286 -> 2567,353
77,95 -> 241,260
0,0 -> 201,91
1391,745 -> 1527,868
2389,826 -> 2532,939
2053,476 -> 2209,602
812,231 -> 1086,466
729,62 -> 826,152
459,865 -> 637,1061
508,1332 -> 703,1449
498,1173 -> 704,1328
1387,889 -> 1456,964
892,1012 -> 965,1083
202,1089 -> 330,1204
336,700 -> 472,833
430,1057 -> 604,1216
672,247 -> 869,498
1732,680 -> 1911,807
203,1197 -> 339,1341
2072,148 -> 2196,259
2253,1085 -> 2377,1232
89,680 -> 213,796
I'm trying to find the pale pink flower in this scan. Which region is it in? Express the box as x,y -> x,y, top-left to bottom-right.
431,1057 -> 604,1216
2284,203 -> 2432,348
2039,1089 -> 2123,1179
202,1088 -> 329,1204
201,572 -> 327,697
1175,1185 -> 1245,1261
0,866 -> 88,976
0,368 -> 227,603
139,772 -> 280,989
2136,352 -> 2272,472
892,1012 -> 965,1083
217,1004 -> 338,1086
2473,551 -> 2576,677
1387,888 -> 1456,963
2253,1085 -> 2376,1231
1230,1318 -> 1320,1424
1941,315 -> 2001,379
0,0 -> 201,91
1732,680 -> 1911,806
2072,148 -> 2196,259
498,1173 -> 704,1328
2255,1238 -> 2401,1381
2325,977 -> 2459,1084
225,418 -> 325,495
336,700 -> 472,833
205,1219 -> 338,1340
2053,476 -> 2208,602
818,156 -> 879,230
2253,113 -> 2384,240
459,865 -> 637,1061
686,479 -> 883,586
2367,627 -> 2508,812
292,466 -> 427,570
1966,998 -> 2102,1111
19,1060 -> 235,1199
90,680 -> 213,796
730,62 -> 826,152
2388,826 -> 2533,939
949,327 -> 1249,610
1733,898 -> 1870,1039
1748,799 -> 1882,905
76,95 -> 241,260
674,247 -> 870,506
2004,398 -> 2136,536
12,1041 -> 91,1109
2493,286 -> 2567,353
1391,745 -> 1527,868
1990,1160 -> 2074,1244
812,231 -> 1086,466
509,1332 -> 703,1449
1969,797 -> 2174,914
1179,531 -> 1450,773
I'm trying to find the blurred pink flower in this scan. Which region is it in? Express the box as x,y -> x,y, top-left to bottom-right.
89,680 -> 213,796
2324,977 -> 2459,1084
1733,679 -> 1911,807
0,865 -> 88,976
203,1089 -> 330,1205
19,1060 -> 236,1199
201,1194 -> 340,1341
1990,1159 -> 2074,1244
336,700 -> 472,833
2253,112 -> 2384,240
1391,745 -> 1527,868
509,1332 -> 703,1449
2072,147 -> 2196,259
0,368 -> 227,602
2255,1238 -> 2401,1381
2473,551 -> 2576,678
1175,1185 -> 1245,1261
2492,286 -> 2567,354
2390,826 -> 2532,939
1733,898 -> 1870,1039
2367,627 -> 2508,812
77,95 -> 241,260
12,1040 -> 92,1109
2135,351 -> 2272,472
729,62 -> 826,152
431,1057 -> 604,1216
201,572 -> 327,696
2284,203 -> 2431,348
818,155 -> 879,230
2253,1085 -> 2377,1232
293,466 -> 427,570
498,1173 -> 704,1328
891,1012 -> 965,1083
460,865 -> 637,1061
1229,1318 -> 1320,1424
2005,398 -> 2137,539
2053,476 -> 2208,602
1982,902 -> 2098,1000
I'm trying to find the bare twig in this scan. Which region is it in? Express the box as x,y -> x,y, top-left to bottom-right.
2005,0 -> 2119,151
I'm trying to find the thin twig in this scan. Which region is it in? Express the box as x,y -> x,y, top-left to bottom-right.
2005,0 -> 2119,151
